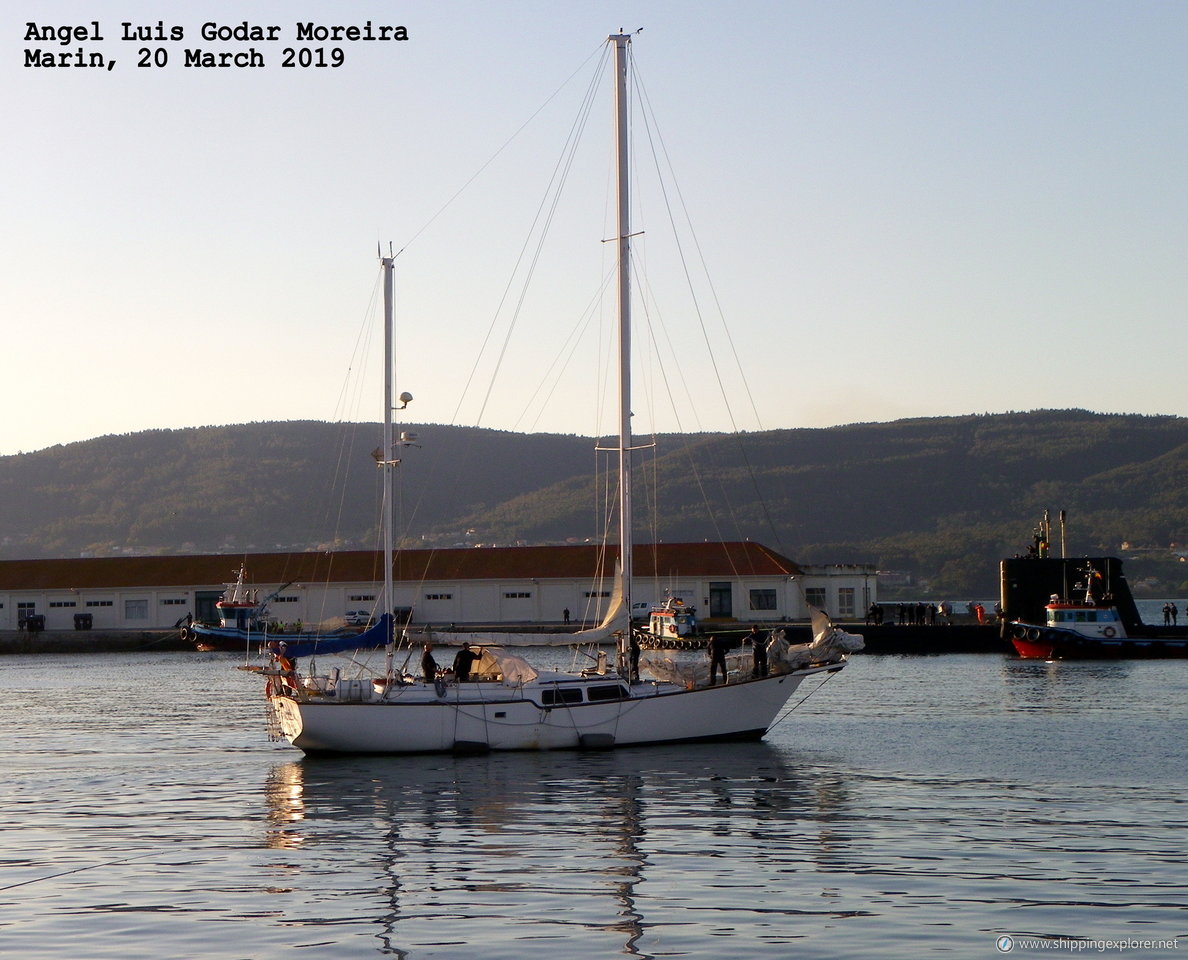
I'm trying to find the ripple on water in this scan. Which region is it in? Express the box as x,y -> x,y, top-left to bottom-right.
0,652 -> 1185,958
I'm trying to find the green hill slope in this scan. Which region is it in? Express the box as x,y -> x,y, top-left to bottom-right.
2,410 -> 1185,596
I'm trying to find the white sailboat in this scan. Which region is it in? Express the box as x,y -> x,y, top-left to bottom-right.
265,33 -> 858,754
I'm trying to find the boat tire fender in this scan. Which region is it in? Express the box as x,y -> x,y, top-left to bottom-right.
1027,628 -> 1041,641
1012,625 -> 1027,640
1103,626 -> 1116,638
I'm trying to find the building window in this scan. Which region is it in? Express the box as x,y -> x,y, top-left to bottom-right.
161,598 -> 186,606
805,588 -> 827,610
584,591 -> 611,598
17,601 -> 36,612
748,589 -> 777,611
49,601 -> 78,608
275,596 -> 298,603
425,593 -> 453,601
348,594 -> 376,602
838,588 -> 856,618
125,599 -> 149,621
86,600 -> 114,607
503,592 -> 531,599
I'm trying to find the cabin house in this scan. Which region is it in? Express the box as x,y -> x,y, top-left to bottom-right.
0,542 -> 876,632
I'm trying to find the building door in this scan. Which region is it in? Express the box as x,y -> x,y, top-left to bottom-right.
195,590 -> 223,622
709,582 -> 733,618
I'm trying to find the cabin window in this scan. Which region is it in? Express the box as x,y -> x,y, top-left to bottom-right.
749,589 -> 777,611
542,688 -> 583,706
838,588 -> 856,618
587,684 -> 629,702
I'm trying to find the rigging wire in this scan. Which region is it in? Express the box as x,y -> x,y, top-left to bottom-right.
390,44 -> 608,264
628,45 -> 789,560
456,43 -> 611,429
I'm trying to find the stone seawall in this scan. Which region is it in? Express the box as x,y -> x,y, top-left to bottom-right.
0,629 -> 192,654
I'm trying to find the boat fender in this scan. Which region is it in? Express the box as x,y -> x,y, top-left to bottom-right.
1103,626 -> 1116,638
179,626 -> 190,643
1027,628 -> 1041,641
434,678 -> 448,697
1012,625 -> 1027,640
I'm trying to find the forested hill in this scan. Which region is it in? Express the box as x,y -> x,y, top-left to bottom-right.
2,410 -> 1186,596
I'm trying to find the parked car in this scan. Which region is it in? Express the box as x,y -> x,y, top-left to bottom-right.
343,610 -> 374,626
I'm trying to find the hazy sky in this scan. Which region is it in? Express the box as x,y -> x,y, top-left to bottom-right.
5,1 -> 1186,456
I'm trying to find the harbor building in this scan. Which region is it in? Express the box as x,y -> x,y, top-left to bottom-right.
0,542 -> 876,632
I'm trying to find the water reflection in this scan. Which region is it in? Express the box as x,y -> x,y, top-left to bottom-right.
1000,657 -> 1134,711
261,744 -> 856,957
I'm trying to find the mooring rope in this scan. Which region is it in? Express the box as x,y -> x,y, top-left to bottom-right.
766,666 -> 843,732
0,852 -> 157,892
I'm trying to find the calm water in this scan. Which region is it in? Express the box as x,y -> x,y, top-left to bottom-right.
1,650 -> 1185,959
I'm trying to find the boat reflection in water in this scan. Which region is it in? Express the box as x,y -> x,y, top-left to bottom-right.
261,744 -> 855,958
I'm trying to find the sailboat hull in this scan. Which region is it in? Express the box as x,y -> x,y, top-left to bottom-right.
270,667 -> 837,754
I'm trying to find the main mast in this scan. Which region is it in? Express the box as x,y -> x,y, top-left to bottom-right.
612,32 -> 633,618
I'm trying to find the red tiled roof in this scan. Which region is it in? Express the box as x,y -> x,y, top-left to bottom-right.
0,542 -> 801,591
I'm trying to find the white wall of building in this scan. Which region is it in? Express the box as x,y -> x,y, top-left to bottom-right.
0,565 -> 876,632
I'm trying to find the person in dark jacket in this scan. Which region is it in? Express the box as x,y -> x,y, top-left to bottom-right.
421,643 -> 437,683
708,634 -> 732,685
749,625 -> 768,677
453,642 -> 480,682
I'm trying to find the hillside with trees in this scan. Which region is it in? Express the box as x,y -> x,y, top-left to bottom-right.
2,410 -> 1186,597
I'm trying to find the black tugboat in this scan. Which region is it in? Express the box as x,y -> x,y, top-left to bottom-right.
1001,512 -> 1188,659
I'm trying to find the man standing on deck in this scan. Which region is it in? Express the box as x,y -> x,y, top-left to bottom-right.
453,642 -> 480,682
421,643 -> 437,683
749,625 -> 768,677
708,634 -> 732,685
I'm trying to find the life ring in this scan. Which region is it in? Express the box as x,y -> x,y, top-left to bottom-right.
1103,626 -> 1116,638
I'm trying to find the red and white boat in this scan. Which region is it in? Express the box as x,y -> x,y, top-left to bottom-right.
1009,575 -> 1188,660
